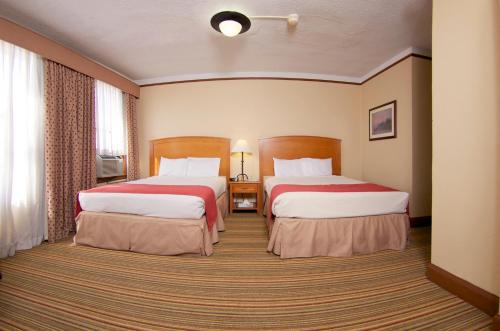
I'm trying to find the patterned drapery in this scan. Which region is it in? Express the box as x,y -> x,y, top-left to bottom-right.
44,60 -> 96,242
124,93 -> 139,180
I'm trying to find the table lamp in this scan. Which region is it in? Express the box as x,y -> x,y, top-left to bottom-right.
231,139 -> 251,181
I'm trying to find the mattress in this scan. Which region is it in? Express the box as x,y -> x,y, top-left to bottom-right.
79,176 -> 227,219
264,176 -> 409,219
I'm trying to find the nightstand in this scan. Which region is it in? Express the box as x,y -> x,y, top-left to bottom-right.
229,181 -> 262,215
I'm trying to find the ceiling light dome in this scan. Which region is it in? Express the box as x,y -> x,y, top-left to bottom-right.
219,20 -> 242,37
211,11 -> 251,37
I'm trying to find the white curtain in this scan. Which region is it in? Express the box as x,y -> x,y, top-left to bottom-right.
0,40 -> 46,258
95,80 -> 126,156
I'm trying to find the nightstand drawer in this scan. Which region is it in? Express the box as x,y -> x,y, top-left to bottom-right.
231,183 -> 258,193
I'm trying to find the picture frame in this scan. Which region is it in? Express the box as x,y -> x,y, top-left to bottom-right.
369,100 -> 397,141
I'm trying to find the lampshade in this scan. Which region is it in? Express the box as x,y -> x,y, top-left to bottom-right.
231,139 -> 251,153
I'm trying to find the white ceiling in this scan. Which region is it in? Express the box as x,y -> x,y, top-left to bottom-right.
0,0 -> 432,85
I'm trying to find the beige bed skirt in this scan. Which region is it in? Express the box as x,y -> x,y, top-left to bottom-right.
74,192 -> 228,256
267,213 -> 410,259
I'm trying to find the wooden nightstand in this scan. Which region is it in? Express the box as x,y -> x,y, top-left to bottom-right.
229,181 -> 262,215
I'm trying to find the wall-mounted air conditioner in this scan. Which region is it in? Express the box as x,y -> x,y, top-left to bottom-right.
96,155 -> 124,178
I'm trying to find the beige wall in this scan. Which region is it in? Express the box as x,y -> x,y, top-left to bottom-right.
432,0 -> 499,302
138,80 -> 362,180
360,58 -> 414,211
360,57 -> 432,217
411,58 -> 433,217
138,59 -> 432,218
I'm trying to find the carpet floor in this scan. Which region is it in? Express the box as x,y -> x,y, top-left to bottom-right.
0,214 -> 493,330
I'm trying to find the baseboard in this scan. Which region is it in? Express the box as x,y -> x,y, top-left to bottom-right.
426,263 -> 499,316
493,315 -> 500,331
410,216 -> 431,227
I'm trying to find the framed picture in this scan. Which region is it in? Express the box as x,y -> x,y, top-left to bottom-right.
369,100 -> 397,141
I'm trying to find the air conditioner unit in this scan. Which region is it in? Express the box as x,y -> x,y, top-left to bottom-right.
96,155 -> 124,178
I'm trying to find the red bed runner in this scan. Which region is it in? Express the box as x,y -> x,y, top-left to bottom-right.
76,183 -> 218,231
268,183 -> 400,220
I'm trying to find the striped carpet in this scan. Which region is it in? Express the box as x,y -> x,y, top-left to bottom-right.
0,214 -> 493,330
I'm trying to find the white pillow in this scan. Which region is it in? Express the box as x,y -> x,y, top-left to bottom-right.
158,157 -> 188,176
301,158 -> 332,176
273,158 -> 304,177
186,157 -> 220,177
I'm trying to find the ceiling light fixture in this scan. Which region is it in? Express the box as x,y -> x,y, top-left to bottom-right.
211,11 -> 299,37
211,11 -> 251,37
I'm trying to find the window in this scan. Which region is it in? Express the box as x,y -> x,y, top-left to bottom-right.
0,40 -> 46,257
95,80 -> 126,156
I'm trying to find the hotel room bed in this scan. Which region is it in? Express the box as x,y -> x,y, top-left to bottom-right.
259,136 -> 410,259
74,136 -> 230,256
75,194 -> 227,256
265,176 -> 408,219
79,176 -> 227,221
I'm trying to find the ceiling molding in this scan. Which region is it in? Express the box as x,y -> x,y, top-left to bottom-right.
136,71 -> 361,86
137,47 -> 431,87
359,47 -> 432,83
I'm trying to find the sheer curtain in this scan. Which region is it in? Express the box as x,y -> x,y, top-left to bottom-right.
95,80 -> 125,156
0,40 -> 46,258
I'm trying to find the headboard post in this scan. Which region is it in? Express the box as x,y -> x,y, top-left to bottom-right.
149,136 -> 230,179
258,136 -> 341,183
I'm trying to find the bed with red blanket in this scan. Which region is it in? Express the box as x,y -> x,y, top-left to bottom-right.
74,136 -> 231,256
259,136 -> 410,259
264,176 -> 410,258
74,176 -> 228,256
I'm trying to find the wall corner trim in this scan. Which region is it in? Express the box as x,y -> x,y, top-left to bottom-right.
492,315 -> 500,331
426,263 -> 499,316
409,216 -> 431,227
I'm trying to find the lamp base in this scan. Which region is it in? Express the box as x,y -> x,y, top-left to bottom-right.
235,173 -> 249,182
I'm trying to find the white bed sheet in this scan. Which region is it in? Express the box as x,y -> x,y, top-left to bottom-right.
79,176 -> 227,220
264,176 -> 409,219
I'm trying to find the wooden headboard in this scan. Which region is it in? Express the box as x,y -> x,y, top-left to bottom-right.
149,136 -> 230,177
258,135 -> 341,183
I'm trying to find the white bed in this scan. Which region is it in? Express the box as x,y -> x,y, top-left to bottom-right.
79,176 -> 227,220
74,136 -> 231,256
265,176 -> 409,219
259,135 -> 410,259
